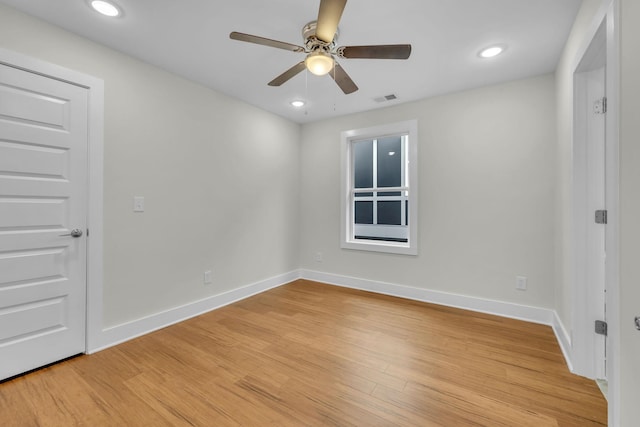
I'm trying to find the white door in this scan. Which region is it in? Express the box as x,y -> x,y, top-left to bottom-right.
0,62 -> 88,380
585,65 -> 607,379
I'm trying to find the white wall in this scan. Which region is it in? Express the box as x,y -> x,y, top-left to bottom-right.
5,2 -> 637,421
619,0 -> 640,422
300,75 -> 557,309
0,4 -> 301,328
554,0 -> 604,345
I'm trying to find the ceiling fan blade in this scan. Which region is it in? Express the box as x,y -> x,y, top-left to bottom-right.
316,0 -> 347,44
268,61 -> 307,86
230,32 -> 305,53
338,44 -> 412,60
329,62 -> 358,94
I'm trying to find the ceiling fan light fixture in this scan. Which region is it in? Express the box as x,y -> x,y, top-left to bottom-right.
305,51 -> 334,76
90,0 -> 121,17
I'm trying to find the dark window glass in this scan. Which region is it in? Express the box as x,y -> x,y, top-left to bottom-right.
378,201 -> 401,225
355,201 -> 373,224
354,192 -> 374,197
353,140 -> 373,189
406,200 -> 409,226
355,236 -> 408,243
378,191 -> 402,197
377,136 -> 402,188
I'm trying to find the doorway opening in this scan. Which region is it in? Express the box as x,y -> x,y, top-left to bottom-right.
571,18 -> 607,384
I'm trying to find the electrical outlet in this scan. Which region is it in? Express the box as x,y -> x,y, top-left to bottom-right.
133,196 -> 145,212
516,276 -> 527,291
204,270 -> 212,285
315,252 -> 323,262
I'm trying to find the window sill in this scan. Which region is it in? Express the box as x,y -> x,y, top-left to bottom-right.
341,239 -> 417,256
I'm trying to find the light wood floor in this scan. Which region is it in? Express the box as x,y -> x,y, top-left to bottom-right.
1,279 -> 607,426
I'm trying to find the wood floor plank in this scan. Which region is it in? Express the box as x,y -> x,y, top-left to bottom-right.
0,279 -> 607,426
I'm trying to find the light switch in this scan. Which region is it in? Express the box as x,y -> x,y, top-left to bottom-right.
133,196 -> 145,212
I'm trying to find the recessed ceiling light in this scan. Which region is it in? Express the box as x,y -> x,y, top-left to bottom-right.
291,100 -> 305,108
90,0 -> 121,17
479,45 -> 505,59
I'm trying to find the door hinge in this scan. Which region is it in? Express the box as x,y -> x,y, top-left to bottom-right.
594,97 -> 607,114
595,320 -> 608,336
595,210 -> 608,224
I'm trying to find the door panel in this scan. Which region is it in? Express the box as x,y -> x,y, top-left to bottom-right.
0,297 -> 67,342
0,140 -> 69,179
0,198 -> 68,229
0,63 -> 88,380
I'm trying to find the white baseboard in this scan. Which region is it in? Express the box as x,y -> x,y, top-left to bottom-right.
88,270 -> 300,353
301,269 -> 575,371
301,269 -> 556,325
551,310 -> 574,372
88,268 -> 575,375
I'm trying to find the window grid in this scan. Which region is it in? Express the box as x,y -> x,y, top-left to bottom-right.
350,136 -> 409,229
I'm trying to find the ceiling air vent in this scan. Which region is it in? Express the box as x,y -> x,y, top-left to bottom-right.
374,94 -> 398,103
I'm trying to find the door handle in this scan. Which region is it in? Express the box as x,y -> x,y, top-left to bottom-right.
59,228 -> 83,238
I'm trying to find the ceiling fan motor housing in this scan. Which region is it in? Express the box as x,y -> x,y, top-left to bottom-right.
303,21 -> 338,53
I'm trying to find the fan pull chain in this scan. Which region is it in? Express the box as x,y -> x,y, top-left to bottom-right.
304,69 -> 309,116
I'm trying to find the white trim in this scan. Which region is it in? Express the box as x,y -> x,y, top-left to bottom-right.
566,2 -> 619,425
571,20 -> 607,379
301,269 -> 575,372
341,120 -> 418,255
300,269 -> 554,326
552,310 -> 574,373
88,270 -> 300,353
569,1 -> 615,74
561,1 -> 620,421
0,48 -> 105,357
84,265 -> 577,386
604,1 -> 620,425
85,69 -> 105,354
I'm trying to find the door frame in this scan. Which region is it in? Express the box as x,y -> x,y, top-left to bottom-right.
569,1 -> 620,425
0,48 -> 105,355
571,19 -> 607,380
604,3 -> 620,425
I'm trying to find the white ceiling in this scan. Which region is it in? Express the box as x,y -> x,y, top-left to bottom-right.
0,0 -> 582,123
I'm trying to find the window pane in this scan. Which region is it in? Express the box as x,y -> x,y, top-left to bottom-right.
355,192 -> 373,197
353,140 -> 373,189
378,191 -> 402,197
377,136 -> 402,188
378,201 -> 401,225
355,201 -> 373,224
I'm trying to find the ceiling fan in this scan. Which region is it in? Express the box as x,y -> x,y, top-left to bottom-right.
229,0 -> 412,94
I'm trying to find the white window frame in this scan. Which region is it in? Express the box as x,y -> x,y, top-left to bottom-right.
341,120 -> 418,255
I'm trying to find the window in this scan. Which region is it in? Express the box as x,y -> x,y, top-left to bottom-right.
341,120 -> 418,255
